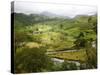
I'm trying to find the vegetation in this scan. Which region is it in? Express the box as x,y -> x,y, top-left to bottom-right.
13,12 -> 97,73
15,47 -> 53,73
49,49 -> 87,62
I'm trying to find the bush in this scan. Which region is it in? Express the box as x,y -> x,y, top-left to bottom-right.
61,61 -> 78,70
14,47 -> 53,73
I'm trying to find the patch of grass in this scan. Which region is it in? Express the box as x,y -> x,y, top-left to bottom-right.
25,42 -> 42,48
49,49 -> 87,62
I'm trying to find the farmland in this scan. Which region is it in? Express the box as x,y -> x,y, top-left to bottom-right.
13,12 -> 97,73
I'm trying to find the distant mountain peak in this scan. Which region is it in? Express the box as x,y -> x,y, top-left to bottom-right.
40,11 -> 58,17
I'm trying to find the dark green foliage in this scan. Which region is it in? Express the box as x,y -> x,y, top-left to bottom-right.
15,47 -> 53,73
60,24 -> 63,29
50,63 -> 62,71
61,61 -> 77,70
74,32 -> 87,49
88,16 -> 97,33
85,45 -> 97,68
14,13 -> 32,26
93,21 -> 97,33
14,31 -> 33,50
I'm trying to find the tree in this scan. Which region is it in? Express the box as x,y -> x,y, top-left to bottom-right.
92,21 -> 97,33
14,31 -> 33,53
74,32 -> 87,49
88,16 -> 97,33
60,24 -> 63,29
15,47 -> 53,73
85,40 -> 97,69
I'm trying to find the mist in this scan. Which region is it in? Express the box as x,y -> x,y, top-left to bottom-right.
14,1 -> 97,18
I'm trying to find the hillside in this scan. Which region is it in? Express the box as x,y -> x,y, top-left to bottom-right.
13,12 -> 97,73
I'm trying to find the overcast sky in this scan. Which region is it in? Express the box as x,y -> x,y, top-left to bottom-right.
14,1 -> 97,18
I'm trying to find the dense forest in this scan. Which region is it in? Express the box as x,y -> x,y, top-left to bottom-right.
13,12 -> 97,73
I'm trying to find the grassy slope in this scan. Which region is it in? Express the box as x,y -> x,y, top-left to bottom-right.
49,49 -> 87,62
15,13 -> 97,63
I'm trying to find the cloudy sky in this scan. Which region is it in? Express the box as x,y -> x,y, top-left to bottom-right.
14,1 -> 97,18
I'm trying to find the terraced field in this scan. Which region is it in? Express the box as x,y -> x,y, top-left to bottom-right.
48,49 -> 87,62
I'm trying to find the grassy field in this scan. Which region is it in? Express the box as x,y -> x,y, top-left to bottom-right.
49,49 -> 87,62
